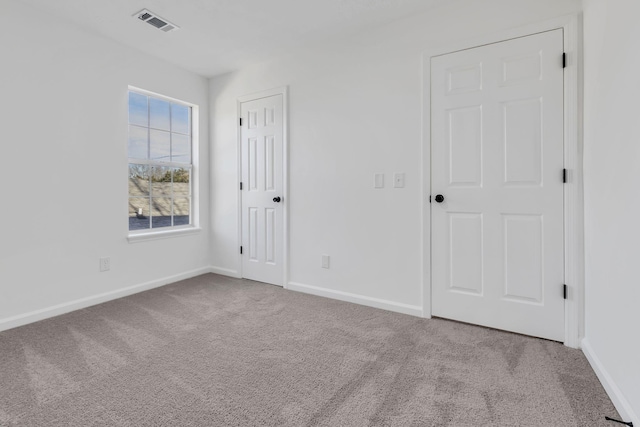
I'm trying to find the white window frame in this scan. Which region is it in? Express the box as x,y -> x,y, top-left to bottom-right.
127,86 -> 200,243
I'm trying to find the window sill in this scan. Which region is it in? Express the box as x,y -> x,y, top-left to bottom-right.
127,226 -> 201,243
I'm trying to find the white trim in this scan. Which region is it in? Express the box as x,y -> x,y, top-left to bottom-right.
237,87 -> 287,104
126,85 -> 201,238
582,338 -> 639,426
561,15 -> 585,350
128,226 -> 201,243
237,86 -> 289,287
421,14 -> 584,348
210,266 -> 241,278
288,282 -> 423,317
128,85 -> 196,107
0,267 -> 212,333
192,100 -> 201,231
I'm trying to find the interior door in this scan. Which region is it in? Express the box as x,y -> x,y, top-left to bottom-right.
240,95 -> 284,286
431,30 -> 565,341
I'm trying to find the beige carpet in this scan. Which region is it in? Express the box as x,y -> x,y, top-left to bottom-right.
0,274 -> 620,426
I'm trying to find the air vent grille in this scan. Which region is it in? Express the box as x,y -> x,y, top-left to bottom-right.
147,17 -> 167,28
133,9 -> 179,33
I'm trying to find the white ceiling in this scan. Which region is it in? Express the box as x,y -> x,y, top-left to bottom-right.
18,0 -> 447,77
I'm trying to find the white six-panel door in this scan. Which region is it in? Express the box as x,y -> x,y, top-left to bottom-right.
431,30 -> 565,341
241,95 -> 284,286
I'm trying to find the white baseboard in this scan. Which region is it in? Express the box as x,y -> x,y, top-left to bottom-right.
0,266 -> 213,333
582,338 -> 639,426
210,266 -> 241,278
287,281 -> 423,317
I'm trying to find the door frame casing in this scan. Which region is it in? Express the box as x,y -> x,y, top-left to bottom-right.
421,15 -> 583,348
237,86 -> 289,287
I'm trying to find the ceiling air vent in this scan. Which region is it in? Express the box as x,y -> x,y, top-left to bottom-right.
133,9 -> 179,33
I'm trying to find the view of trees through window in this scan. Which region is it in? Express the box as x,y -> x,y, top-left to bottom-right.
128,90 -> 193,231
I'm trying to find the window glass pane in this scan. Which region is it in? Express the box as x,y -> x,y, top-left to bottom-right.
128,125 -> 148,159
171,133 -> 191,163
151,166 -> 172,196
150,130 -> 170,162
172,168 -> 190,197
129,164 -> 150,197
128,92 -> 148,127
129,198 -> 150,230
171,104 -> 190,135
173,198 -> 190,226
151,198 -> 172,228
149,98 -> 170,131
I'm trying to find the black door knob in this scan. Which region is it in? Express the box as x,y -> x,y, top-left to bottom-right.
273,197 -> 281,203
434,194 -> 445,203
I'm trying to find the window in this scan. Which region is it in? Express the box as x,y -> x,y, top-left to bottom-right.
128,89 -> 194,233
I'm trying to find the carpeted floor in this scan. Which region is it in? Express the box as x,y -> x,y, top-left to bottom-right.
0,274 -> 620,426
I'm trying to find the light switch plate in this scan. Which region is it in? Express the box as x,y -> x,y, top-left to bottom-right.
374,173 -> 384,189
321,254 -> 330,269
393,173 -> 405,188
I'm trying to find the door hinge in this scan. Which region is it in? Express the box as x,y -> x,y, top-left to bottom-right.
240,182 -> 243,190
240,246 -> 243,255
562,52 -> 567,68
563,284 -> 567,300
563,168 -> 567,183
429,195 -> 432,203
239,117 -> 243,126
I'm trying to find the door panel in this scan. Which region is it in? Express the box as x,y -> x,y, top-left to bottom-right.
449,106 -> 483,186
503,214 -> 543,302
431,30 -> 564,341
503,98 -> 542,185
241,95 -> 284,285
449,213 -> 484,295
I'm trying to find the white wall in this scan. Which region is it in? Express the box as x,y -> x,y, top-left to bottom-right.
209,0 -> 581,312
583,0 -> 640,423
0,0 -> 210,329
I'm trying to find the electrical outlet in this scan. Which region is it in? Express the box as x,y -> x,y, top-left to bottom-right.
99,257 -> 110,272
321,254 -> 330,269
